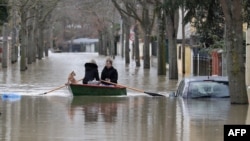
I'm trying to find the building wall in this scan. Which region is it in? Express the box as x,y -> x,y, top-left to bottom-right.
177,44 -> 192,77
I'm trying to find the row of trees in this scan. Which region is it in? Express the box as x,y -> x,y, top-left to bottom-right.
110,0 -> 229,77
108,0 -> 249,104
1,0 -> 119,69
0,0 -> 59,70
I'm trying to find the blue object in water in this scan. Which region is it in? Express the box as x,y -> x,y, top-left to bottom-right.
1,93 -> 22,101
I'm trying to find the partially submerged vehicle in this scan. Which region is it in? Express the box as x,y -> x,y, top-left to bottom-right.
170,76 -> 229,98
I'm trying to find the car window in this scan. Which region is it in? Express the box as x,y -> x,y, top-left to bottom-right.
187,81 -> 229,98
176,80 -> 185,96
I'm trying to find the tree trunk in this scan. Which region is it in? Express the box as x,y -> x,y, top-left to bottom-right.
31,27 -> 36,62
11,19 -> 18,64
110,25 -> 115,59
45,37 -> 49,57
10,0 -> 17,63
27,27 -> 32,64
134,23 -> 140,67
108,29 -> 113,56
2,23 -> 8,68
142,9 -> 151,69
31,7 -> 39,62
124,21 -> 130,64
50,26 -> 53,50
143,31 -> 150,69
103,30 -> 107,56
121,21 -> 124,58
98,31 -> 103,55
40,24 -> 45,59
20,23 -> 27,71
27,11 -> 32,64
157,9 -> 166,75
220,0 -> 248,104
167,11 -> 179,79
37,27 -> 41,59
32,16 -> 38,62
37,24 -> 44,59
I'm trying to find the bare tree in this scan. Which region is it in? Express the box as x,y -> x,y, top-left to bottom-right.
164,0 -> 180,79
9,0 -> 59,71
134,21 -> 140,67
111,0 -> 131,64
9,0 -> 19,64
112,0 -> 156,68
2,23 -> 8,68
155,0 -> 166,75
18,0 -> 36,71
36,0 -> 59,58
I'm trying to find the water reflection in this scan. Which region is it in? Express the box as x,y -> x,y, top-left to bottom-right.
67,96 -> 249,141
69,96 -> 124,123
178,98 -> 248,141
0,95 -> 249,141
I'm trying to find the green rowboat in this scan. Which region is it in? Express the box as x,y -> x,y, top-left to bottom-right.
68,83 -> 127,96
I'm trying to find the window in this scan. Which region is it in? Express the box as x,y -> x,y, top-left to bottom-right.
187,81 -> 229,98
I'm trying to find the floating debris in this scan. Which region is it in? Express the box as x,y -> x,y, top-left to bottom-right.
1,93 -> 22,101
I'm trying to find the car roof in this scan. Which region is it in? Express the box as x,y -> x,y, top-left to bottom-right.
183,76 -> 228,83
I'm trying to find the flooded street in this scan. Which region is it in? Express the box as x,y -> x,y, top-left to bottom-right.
0,52 -> 249,141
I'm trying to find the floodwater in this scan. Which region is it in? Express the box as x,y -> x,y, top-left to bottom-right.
0,52 -> 249,141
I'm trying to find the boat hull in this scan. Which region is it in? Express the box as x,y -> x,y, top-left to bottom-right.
68,84 -> 127,96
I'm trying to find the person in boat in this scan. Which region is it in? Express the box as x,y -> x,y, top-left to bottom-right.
101,58 -> 118,85
83,59 -> 100,84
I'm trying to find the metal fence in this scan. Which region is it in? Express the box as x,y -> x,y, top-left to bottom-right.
193,55 -> 212,76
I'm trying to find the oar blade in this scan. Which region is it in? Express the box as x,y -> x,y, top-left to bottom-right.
144,91 -> 165,97
39,92 -> 46,95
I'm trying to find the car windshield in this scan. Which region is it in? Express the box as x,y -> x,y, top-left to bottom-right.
188,81 -> 229,98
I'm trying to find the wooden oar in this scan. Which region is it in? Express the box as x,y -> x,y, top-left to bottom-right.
101,80 -> 165,97
40,79 -> 83,95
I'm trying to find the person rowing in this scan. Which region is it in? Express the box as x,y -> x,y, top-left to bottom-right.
101,57 -> 118,86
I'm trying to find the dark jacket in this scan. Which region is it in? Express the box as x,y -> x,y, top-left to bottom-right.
101,66 -> 118,84
83,63 -> 100,84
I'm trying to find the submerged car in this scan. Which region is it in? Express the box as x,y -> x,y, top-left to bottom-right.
171,76 -> 229,98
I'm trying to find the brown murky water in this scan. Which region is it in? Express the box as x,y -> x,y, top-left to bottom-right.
0,52 -> 249,141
